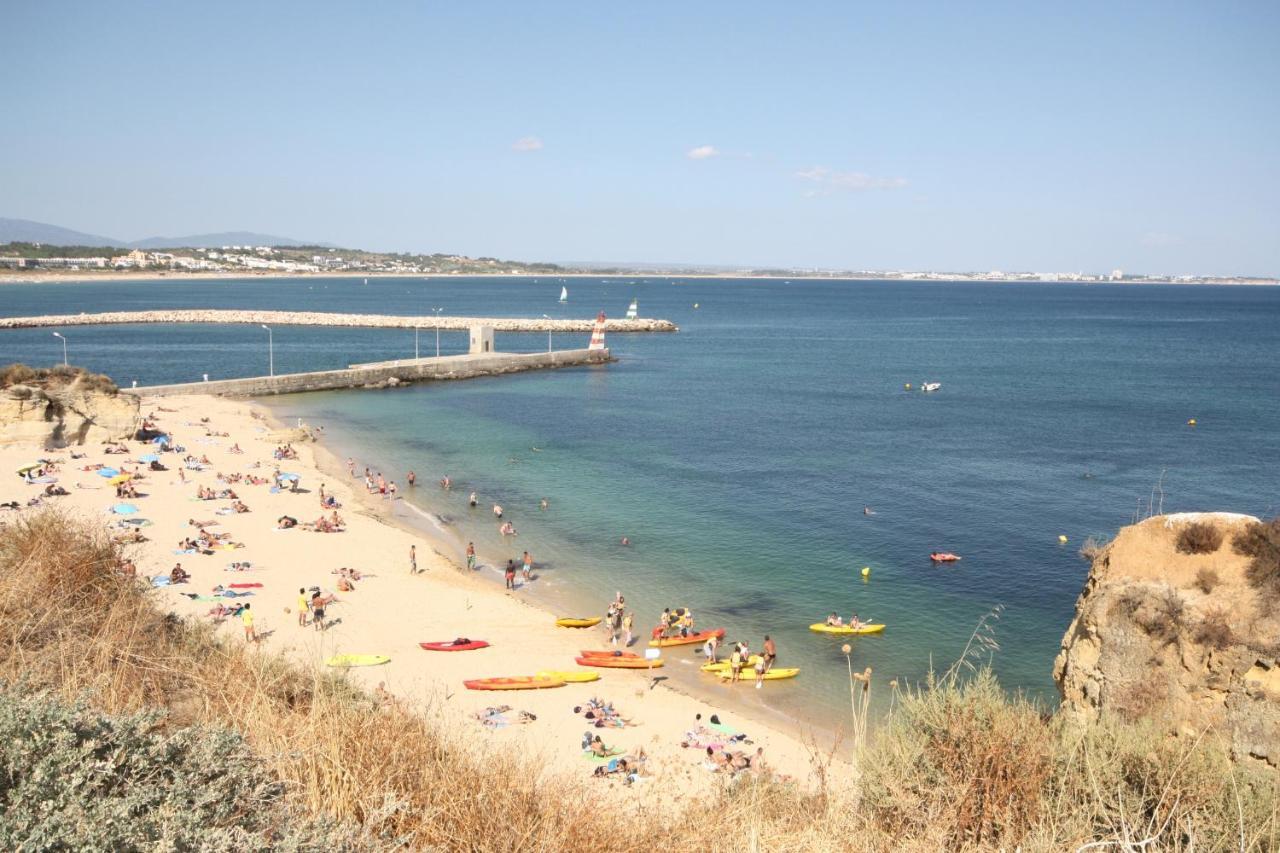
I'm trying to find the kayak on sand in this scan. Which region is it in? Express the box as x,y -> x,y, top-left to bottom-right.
716,667 -> 800,682
580,649 -> 641,659
556,617 -> 602,628
464,676 -> 565,691
575,655 -> 664,669
420,640 -> 490,652
535,670 -> 601,683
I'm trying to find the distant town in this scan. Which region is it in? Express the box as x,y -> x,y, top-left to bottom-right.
0,241 -> 1274,285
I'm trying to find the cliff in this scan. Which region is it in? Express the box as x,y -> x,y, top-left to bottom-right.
0,378 -> 139,447
1054,513 -> 1280,770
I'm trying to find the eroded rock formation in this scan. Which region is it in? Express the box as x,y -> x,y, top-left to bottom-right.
0,382 -> 139,447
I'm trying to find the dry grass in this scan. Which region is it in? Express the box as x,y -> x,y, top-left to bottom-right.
1177,521 -> 1224,555
1235,517 -> 1280,597
1079,535 -> 1110,562
1195,566 -> 1221,594
1194,608 -> 1237,650
2,509 -> 1277,851
0,362 -> 118,394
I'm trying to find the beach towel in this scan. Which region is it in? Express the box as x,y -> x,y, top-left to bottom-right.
150,575 -> 171,587
173,549 -> 196,555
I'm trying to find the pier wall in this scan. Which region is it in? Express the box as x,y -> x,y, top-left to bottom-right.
124,348 -> 611,398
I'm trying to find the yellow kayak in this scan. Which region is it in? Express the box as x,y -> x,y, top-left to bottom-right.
535,670 -> 601,683
808,623 -> 885,635
717,667 -> 800,681
700,655 -> 763,672
555,617 -> 602,628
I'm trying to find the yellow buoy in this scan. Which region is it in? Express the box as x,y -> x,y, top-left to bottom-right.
1187,418 -> 1197,426
861,566 -> 871,577
693,303 -> 700,309
904,383 -> 912,390
1058,535 -> 1068,544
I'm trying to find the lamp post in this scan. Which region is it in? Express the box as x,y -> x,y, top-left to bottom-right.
260,324 -> 274,377
51,332 -> 67,366
414,327 -> 420,360
541,315 -> 552,352
433,307 -> 443,357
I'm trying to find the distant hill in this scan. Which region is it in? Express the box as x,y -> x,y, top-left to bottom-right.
0,218 -> 121,248
0,218 -> 322,250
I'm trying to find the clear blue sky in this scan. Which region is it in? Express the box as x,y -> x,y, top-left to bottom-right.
4,1 -> 1277,275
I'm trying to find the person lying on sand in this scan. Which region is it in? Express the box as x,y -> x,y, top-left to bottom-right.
231,500 -> 250,513
277,515 -> 297,529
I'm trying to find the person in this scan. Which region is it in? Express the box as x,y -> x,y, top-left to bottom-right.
589,735 -> 611,758
863,505 -> 875,515
763,635 -> 777,672
277,515 -> 297,529
609,607 -> 623,647
703,633 -> 719,663
754,653 -> 767,689
499,521 -> 516,536
310,591 -> 326,631
407,470 -> 416,487
346,457 -> 355,477
170,563 -> 190,584
659,607 -> 671,636
678,609 -> 693,638
522,550 -> 533,581
825,612 -> 843,627
297,588 -> 308,627
622,611 -> 634,647
388,481 -> 397,501
441,474 -> 452,489
465,541 -> 476,570
241,603 -> 256,642
409,544 -> 417,574
504,560 -> 516,590
729,644 -> 744,684
540,497 -> 548,511
468,491 -> 477,507
849,613 -> 863,629
492,504 -> 503,518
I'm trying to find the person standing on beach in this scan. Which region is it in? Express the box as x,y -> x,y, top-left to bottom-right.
407,470 -> 416,487
504,560 -> 516,590
241,604 -> 256,642
388,481 -> 397,501
609,607 -> 623,647
466,542 -> 476,570
622,611 -> 634,647
522,550 -> 533,582
377,475 -> 386,497
754,653 -> 767,689
703,634 -> 719,663
347,458 -> 355,477
297,588 -> 308,627
410,544 -> 417,574
311,591 -> 326,631
763,635 -> 777,672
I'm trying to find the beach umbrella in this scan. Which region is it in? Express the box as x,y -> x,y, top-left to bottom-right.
278,473 -> 300,481
139,454 -> 159,463
152,435 -> 170,445
111,503 -> 139,515
108,473 -> 133,485
98,468 -> 120,478
16,463 -> 43,475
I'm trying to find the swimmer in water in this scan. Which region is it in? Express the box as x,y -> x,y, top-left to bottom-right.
440,475 -> 451,489
540,498 -> 549,511
469,491 -> 478,507
863,506 -> 875,515
620,537 -> 630,546
493,504 -> 503,518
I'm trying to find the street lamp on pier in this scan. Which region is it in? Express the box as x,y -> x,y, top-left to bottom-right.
541,315 -> 553,352
433,307 -> 443,357
51,332 -> 68,366
260,324 -> 274,377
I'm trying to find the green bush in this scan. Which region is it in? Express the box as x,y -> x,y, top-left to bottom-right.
0,687 -> 354,850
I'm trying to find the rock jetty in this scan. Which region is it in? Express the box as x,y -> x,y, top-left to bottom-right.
0,310 -> 678,333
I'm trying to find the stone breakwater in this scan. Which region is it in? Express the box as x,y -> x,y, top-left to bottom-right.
0,310 -> 678,333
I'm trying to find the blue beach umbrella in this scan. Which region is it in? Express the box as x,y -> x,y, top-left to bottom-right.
98,468 -> 120,478
112,503 -> 139,515
152,435 -> 170,445
139,454 -> 160,463
278,473 -> 300,481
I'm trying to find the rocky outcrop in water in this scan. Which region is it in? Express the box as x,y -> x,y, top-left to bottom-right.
1054,513 -> 1280,769
0,383 -> 139,448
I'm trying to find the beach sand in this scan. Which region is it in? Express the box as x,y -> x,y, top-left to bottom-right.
0,392 -> 839,803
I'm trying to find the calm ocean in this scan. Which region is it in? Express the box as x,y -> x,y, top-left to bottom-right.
4,276 -> 1278,730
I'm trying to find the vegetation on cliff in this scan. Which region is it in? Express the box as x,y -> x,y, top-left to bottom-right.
0,363 -> 118,395
1,509 -> 1275,850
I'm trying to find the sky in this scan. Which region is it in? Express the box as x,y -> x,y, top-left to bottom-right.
4,1 -> 1278,275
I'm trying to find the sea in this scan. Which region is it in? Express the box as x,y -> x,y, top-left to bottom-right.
3,276 -> 1278,734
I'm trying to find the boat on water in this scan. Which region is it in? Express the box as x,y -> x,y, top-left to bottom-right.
559,286 -> 568,303
626,298 -> 638,319
921,382 -> 941,392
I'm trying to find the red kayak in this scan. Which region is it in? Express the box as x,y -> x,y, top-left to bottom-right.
420,640 -> 490,652
648,627 -> 725,648
579,649 -> 641,659
930,552 -> 962,562
228,582 -> 263,588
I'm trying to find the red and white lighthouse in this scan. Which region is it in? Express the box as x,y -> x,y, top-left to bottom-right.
587,311 -> 607,351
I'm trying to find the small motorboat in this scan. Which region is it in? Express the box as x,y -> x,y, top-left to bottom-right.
930,552 -> 961,562
921,382 -> 941,393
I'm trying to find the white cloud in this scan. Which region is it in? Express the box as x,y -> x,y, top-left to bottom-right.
511,136 -> 544,152
795,166 -> 907,193
686,145 -> 720,160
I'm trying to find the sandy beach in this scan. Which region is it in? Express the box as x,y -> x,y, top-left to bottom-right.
0,392 -> 838,802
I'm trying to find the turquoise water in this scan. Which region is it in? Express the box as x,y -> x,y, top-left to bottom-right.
3,276 -> 1278,730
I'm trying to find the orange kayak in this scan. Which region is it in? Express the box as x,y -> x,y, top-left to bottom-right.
463,676 -> 565,691
575,655 -> 663,669
579,650 -> 641,659
648,627 -> 725,648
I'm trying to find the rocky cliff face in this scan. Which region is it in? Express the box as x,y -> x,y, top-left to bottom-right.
0,383 -> 139,447
1054,513 -> 1280,770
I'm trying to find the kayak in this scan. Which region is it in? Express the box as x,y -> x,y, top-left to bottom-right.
556,617 -> 602,628
579,650 -> 641,659
575,655 -> 663,669
701,655 -> 763,672
463,676 -> 565,691
325,654 -> 390,667
930,553 -> 962,562
717,667 -> 801,681
420,640 -> 490,652
648,627 -> 725,648
808,623 -> 886,635
535,670 -> 601,683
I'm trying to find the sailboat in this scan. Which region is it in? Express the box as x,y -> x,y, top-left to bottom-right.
559,286 -> 568,303
625,298 -> 638,320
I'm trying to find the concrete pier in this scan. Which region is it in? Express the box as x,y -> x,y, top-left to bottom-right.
124,347 -> 611,398
0,309 -> 677,333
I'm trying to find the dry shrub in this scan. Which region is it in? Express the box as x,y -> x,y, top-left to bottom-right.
1079,536 -> 1109,562
1176,521 -> 1223,555
1110,587 -> 1185,648
0,362 -> 117,394
0,363 -> 37,386
1108,674 -> 1168,723
1194,609 -> 1236,650
1194,566 -> 1220,595
1234,517 -> 1280,596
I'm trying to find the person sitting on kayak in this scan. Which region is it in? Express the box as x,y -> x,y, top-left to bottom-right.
848,613 -> 863,629
825,612 -> 844,627
678,610 -> 694,637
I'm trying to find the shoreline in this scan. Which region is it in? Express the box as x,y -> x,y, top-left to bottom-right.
0,392 -> 844,805
277,398 -> 852,757
2,269 -> 1276,287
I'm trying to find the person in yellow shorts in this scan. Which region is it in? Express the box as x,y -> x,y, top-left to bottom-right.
241,603 -> 256,642
297,588 -> 308,627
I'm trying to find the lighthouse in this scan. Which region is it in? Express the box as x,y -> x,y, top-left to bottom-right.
587,311 -> 607,351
